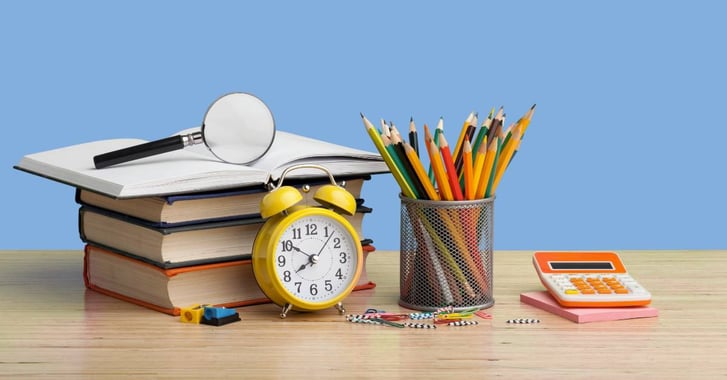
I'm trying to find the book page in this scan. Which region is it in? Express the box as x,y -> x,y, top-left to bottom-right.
17,128 -> 387,198
16,137 -> 269,198
246,131 -> 388,181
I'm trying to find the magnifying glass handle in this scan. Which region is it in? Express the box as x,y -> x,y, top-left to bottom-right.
93,132 -> 202,169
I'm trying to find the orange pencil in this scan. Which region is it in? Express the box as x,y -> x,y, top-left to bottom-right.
426,139 -> 453,200
437,134 -> 464,201
462,140 -> 475,200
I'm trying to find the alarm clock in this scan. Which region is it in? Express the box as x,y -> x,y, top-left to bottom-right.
252,164 -> 363,318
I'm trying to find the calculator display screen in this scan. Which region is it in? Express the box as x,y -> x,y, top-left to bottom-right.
549,262 -> 614,270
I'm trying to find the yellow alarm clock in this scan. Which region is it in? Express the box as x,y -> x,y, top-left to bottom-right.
252,164 -> 363,318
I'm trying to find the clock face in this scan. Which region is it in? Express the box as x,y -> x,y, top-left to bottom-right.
272,213 -> 360,303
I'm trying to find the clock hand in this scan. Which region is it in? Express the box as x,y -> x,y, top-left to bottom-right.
316,231 -> 335,256
290,245 -> 313,258
295,253 -> 320,273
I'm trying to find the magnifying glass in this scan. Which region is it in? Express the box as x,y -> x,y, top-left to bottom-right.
93,92 -> 276,169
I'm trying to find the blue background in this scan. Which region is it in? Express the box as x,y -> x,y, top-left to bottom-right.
3,1 -> 726,250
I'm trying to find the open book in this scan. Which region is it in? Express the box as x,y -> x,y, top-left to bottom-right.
15,128 -> 388,198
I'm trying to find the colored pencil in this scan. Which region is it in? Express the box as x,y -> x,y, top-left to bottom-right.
486,107 -> 504,149
408,117 -> 419,156
383,134 -> 421,199
452,112 -> 475,165
428,117 -> 445,183
491,129 -> 522,194
471,135 -> 488,195
404,142 -> 440,201
426,139 -> 453,201
437,134 -> 464,201
462,140 -> 475,200
390,131 -> 427,200
361,113 -> 416,198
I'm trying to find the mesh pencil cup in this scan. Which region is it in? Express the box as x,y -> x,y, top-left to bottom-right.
399,194 -> 494,311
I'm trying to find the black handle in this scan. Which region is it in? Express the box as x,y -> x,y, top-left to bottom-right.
94,135 -> 186,169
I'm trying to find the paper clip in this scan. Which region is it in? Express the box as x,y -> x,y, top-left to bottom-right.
436,312 -> 474,320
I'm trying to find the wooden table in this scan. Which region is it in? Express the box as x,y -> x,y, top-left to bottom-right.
1,250 -> 726,378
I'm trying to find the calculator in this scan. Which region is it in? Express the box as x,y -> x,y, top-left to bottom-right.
532,251 -> 651,307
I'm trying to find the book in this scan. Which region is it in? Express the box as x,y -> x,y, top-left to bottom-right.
79,203 -> 373,268
520,291 -> 659,323
83,243 -> 377,316
75,176 -> 369,226
14,129 -> 389,198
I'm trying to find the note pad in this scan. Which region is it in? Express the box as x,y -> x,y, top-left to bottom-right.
520,291 -> 658,323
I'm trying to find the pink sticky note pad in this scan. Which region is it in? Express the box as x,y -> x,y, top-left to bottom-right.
520,291 -> 658,323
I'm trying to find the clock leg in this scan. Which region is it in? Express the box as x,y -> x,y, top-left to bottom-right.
335,302 -> 345,315
280,303 -> 293,319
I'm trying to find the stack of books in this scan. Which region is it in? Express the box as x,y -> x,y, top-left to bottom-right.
15,129 -> 388,315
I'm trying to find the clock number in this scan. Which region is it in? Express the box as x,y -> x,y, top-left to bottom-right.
335,268 -> 343,280
277,255 -> 286,267
325,280 -> 332,291
333,237 -> 341,249
339,252 -> 347,264
281,240 -> 294,251
283,271 -> 291,282
310,283 -> 318,295
292,228 -> 301,240
294,282 -> 302,293
305,223 -> 317,236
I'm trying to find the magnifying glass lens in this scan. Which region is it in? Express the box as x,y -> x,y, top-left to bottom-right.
203,93 -> 275,164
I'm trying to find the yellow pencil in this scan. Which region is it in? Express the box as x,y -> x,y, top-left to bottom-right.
452,111 -> 474,164
404,142 -> 440,201
361,113 -> 416,198
491,129 -> 522,194
475,137 -> 498,199
471,135 -> 488,197
463,140 -> 475,200
518,104 -> 537,136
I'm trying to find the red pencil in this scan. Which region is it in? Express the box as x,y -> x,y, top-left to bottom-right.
437,134 -> 464,201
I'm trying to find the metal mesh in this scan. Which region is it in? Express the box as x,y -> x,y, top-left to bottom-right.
399,195 -> 494,311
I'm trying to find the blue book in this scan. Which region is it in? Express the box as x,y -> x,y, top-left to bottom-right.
76,176 -> 369,226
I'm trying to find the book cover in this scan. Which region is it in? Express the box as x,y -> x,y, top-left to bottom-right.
520,291 -> 659,323
15,129 -> 388,198
83,244 -> 271,316
78,205 -> 266,266
83,244 -> 377,316
75,175 -> 370,225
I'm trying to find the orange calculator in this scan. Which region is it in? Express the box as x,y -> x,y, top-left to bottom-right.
532,251 -> 651,307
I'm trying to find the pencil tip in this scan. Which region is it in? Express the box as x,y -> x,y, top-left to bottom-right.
360,112 -> 364,118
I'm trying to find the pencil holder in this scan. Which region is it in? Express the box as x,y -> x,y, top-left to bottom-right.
399,194 -> 494,311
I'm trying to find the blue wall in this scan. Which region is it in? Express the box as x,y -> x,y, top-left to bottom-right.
3,1 -> 726,250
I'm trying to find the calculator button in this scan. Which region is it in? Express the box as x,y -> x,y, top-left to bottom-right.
565,289 -> 579,295
614,288 -> 629,294
597,289 -> 612,294
580,289 -> 596,294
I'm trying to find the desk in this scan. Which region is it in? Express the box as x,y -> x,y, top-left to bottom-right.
1,250 -> 726,378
